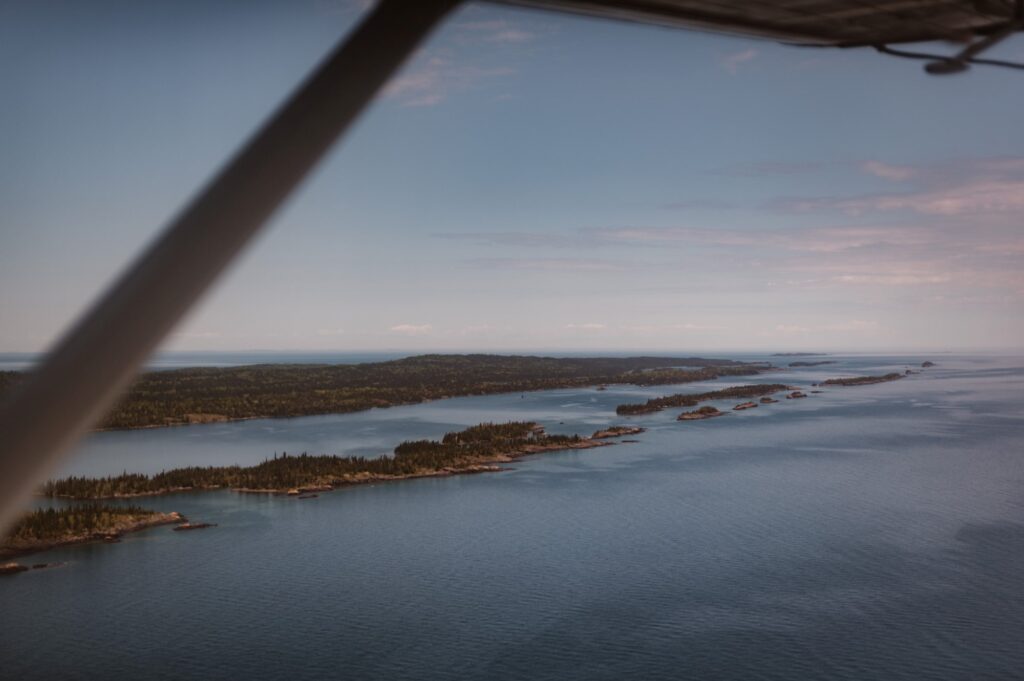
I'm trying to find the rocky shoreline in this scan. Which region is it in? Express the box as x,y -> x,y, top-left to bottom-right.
1,511 -> 184,561
820,373 -> 904,387
678,406 -> 724,421
624,366 -> 923,422
235,431 -> 642,496
43,425 -> 648,501
617,384 -> 793,416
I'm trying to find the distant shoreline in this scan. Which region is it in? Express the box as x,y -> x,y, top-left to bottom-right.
0,354 -> 768,432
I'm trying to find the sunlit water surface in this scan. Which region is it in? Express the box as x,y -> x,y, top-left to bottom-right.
2,354 -> 1023,680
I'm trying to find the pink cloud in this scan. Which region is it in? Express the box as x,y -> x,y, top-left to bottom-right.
467,257 -> 627,272
390,324 -> 432,336
454,19 -> 536,44
487,29 -> 534,43
822,180 -> 1024,216
383,55 -> 515,107
721,48 -> 757,74
776,155 -> 1024,217
862,160 -> 916,181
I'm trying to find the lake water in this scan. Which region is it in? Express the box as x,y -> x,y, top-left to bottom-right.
3,354 -> 1023,680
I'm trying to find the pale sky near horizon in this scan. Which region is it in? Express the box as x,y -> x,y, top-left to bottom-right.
2,0 -> 1023,354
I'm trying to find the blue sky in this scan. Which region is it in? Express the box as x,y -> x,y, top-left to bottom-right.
2,0 -> 1023,353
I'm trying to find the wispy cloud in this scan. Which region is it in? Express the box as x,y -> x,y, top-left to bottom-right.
831,273 -> 951,286
591,219 -> 1024,293
615,225 -> 928,254
455,20 -> 508,31
778,180 -> 1024,217
824,319 -> 879,332
434,156 -> 1024,305
861,160 -> 916,182
454,18 -> 536,44
619,322 -> 725,333
434,231 -> 580,248
712,161 -> 825,177
389,324 -> 432,335
662,199 -> 738,211
465,257 -> 627,272
590,226 -> 759,248
383,54 -> 515,107
721,48 -> 757,74
457,323 -> 499,336
313,0 -> 373,18
775,155 -> 1024,217
769,324 -> 812,336
760,319 -> 880,337
488,29 -> 534,44
171,330 -> 222,341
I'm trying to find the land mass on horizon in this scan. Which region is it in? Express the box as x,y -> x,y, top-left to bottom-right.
0,354 -> 766,430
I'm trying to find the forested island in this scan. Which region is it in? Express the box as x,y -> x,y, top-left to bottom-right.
0,355 -> 765,430
1,505 -> 181,559
616,384 -> 792,416
678,406 -> 724,421
820,373 -> 904,386
40,422 -> 645,499
788,361 -> 837,367
1,422 -> 643,566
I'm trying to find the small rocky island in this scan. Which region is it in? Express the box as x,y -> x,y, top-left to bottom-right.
678,406 -> 724,421
733,402 -> 758,410
590,425 -> 645,439
173,522 -> 217,531
788,360 -> 837,367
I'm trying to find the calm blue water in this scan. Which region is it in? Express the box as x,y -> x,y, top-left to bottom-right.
3,354 -> 1023,680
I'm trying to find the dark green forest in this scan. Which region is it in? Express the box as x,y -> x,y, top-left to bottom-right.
616,384 -> 791,415
41,421 -> 598,499
4,504 -> 159,544
0,354 -> 765,430
820,373 -> 904,386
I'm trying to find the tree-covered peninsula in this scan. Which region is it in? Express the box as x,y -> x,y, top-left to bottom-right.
0,354 -> 765,430
820,373 -> 904,386
41,422 -> 644,499
2,504 -> 181,558
616,384 -> 792,416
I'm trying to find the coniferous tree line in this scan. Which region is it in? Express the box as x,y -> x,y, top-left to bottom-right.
820,373 -> 904,386
40,422 -> 586,499
1,355 -> 765,430
5,504 -> 158,543
616,384 -> 792,415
